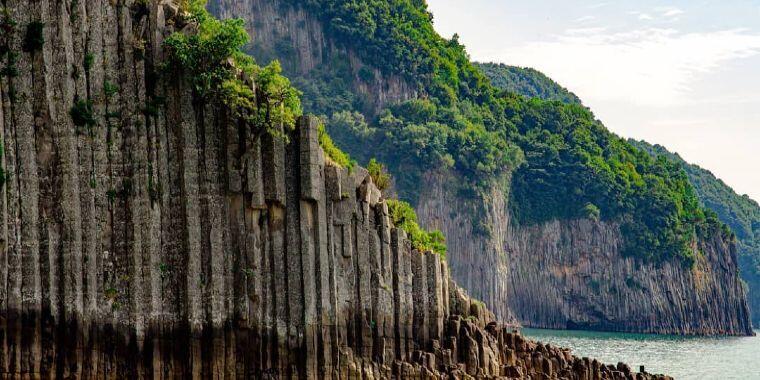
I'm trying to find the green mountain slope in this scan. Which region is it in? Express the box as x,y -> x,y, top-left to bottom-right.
236,0 -> 724,265
475,62 -> 582,104
479,54 -> 759,324
629,140 -> 760,324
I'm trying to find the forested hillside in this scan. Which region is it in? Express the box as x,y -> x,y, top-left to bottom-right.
475,63 -> 582,104
481,61 -> 760,323
259,0 -> 721,264
630,140 -> 760,324
479,53 -> 760,325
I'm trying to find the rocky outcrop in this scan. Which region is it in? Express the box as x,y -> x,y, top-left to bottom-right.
417,172 -> 754,336
0,0 -> 674,377
209,0 -> 417,115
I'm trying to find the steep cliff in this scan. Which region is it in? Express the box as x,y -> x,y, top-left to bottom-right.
215,0 -> 755,336
417,172 -> 754,336
0,0 -> 674,378
629,139 -> 760,326
209,0 -> 417,115
480,66 -> 760,328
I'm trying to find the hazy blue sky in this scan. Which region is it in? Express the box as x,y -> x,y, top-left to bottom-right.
427,0 -> 760,202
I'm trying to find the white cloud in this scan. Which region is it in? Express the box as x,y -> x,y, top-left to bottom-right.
628,11 -> 653,21
574,15 -> 596,23
656,6 -> 685,18
482,28 -> 760,107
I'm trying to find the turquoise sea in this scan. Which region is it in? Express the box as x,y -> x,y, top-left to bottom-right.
522,328 -> 760,380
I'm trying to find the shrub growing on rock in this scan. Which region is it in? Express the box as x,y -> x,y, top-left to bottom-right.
367,158 -> 391,191
163,0 -> 301,136
70,98 -> 96,128
387,198 -> 446,259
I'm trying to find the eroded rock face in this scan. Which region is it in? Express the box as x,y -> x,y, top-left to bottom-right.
417,172 -> 754,336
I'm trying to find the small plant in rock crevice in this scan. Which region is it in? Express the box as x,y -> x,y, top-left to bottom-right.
367,158 -> 391,191
70,97 -> 96,129
83,52 -> 94,72
104,80 -> 119,98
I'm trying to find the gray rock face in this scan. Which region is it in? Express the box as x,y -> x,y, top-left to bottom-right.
417,172 -> 754,336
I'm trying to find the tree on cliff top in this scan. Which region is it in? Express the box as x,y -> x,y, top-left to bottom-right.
163,0 -> 301,136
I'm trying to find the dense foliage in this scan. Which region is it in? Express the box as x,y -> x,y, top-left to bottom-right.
508,99 -> 716,263
476,62 -> 581,104
285,0 -> 490,104
367,158 -> 391,191
281,0 -> 525,194
631,140 -> 759,267
318,121 -> 355,169
252,0 -> 723,263
164,0 -> 301,135
387,199 -> 446,259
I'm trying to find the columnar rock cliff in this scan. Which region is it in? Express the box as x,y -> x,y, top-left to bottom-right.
210,0 -> 755,337
417,172 -> 754,336
0,0 -> 674,378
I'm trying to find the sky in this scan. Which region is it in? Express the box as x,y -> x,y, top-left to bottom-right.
426,0 -> 760,202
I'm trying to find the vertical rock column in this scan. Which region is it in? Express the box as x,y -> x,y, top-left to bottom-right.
297,116 -> 336,378
411,249 -> 429,347
355,175 -> 375,359
261,123 -> 289,373
391,228 -> 415,361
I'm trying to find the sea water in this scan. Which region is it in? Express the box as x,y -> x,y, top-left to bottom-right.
522,328 -> 760,379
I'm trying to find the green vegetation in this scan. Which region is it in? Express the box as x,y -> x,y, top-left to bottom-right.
0,51 -> 18,77
367,158 -> 391,191
104,287 -> 118,300
163,0 -> 301,136
83,53 -> 94,72
630,139 -> 760,322
583,203 -> 600,222
22,21 -> 44,52
631,141 -> 757,250
70,98 -> 96,128
285,0 -> 487,103
318,121 -> 354,169
258,0 -> 723,264
507,99 -> 716,264
0,10 -> 19,78
104,80 -> 119,98
387,198 -> 446,259
476,62 -> 581,104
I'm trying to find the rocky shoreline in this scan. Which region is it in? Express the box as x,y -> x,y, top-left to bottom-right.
0,309 -> 672,379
